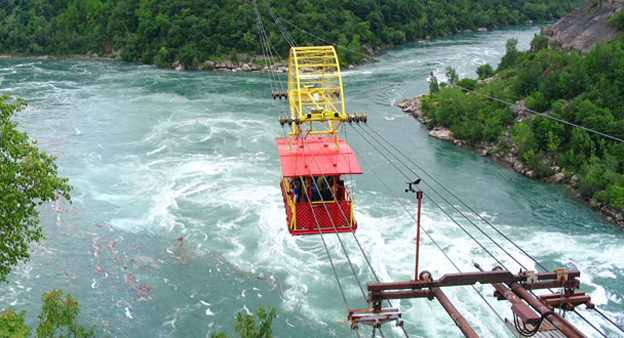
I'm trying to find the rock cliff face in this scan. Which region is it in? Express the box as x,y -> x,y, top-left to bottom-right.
543,0 -> 623,54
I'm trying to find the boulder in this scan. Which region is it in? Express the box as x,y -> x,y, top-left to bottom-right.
570,174 -> 581,185
172,60 -> 185,71
513,160 -> 524,173
481,149 -> 488,157
242,63 -> 252,71
348,64 -> 356,70
203,60 -> 215,69
525,170 -> 535,178
429,128 -> 454,141
477,27 -> 488,32
552,172 -> 565,183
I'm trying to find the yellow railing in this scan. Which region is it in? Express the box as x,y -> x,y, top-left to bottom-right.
282,178 -> 297,230
287,46 -> 348,137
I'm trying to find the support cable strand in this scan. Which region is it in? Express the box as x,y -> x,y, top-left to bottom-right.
364,123 -> 547,272
358,124 -> 526,271
282,128 -> 351,312
593,308 -> 624,335
302,128 -> 393,308
254,1 -> 288,93
351,125 -> 510,271
363,114 -> 615,337
264,0 -> 371,58
352,131 -> 506,326
262,0 -> 297,47
298,127 -> 369,303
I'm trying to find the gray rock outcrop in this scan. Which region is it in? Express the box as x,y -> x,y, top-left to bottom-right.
543,1 -> 624,54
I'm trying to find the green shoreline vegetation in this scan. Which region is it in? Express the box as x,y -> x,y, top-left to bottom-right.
421,27 -> 624,216
1,0 -> 583,68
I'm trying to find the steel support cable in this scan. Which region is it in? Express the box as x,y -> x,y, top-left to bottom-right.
593,308 -> 624,335
256,8 -> 288,92
299,131 -> 408,337
453,84 -> 624,144
296,131 -> 369,303
352,135 -> 506,327
363,124 -> 549,273
298,129 -> 396,310
355,124 -> 620,336
254,1 -> 289,94
252,0 -> 276,93
357,124 -> 529,272
363,119 -> 616,337
261,0 -> 297,48
281,128 -> 351,312
350,125 -> 511,271
571,309 -> 608,338
264,0 -> 371,59
262,0 -> 298,48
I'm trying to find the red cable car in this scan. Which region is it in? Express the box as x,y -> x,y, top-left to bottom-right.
275,46 -> 365,236
277,136 -> 362,235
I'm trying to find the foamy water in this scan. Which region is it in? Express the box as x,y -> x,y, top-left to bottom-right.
0,25 -> 622,337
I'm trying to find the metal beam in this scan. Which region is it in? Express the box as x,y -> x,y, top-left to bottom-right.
509,284 -> 587,338
368,270 -> 581,292
433,288 -> 480,338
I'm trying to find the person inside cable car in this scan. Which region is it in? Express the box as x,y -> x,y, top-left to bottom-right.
292,179 -> 301,203
322,176 -> 334,201
311,177 -> 322,202
337,177 -> 345,201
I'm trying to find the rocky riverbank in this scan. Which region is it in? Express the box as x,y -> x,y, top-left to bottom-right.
396,94 -> 624,227
0,51 -> 381,73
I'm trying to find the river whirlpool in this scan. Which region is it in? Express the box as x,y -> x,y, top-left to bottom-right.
1,25 -> 623,337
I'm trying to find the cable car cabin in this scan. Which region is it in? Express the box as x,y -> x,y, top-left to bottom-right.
276,136 -> 362,236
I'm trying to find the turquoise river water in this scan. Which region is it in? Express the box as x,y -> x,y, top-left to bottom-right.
1,25 -> 623,337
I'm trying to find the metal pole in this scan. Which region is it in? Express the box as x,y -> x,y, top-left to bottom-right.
433,288 -> 480,338
510,284 -> 587,338
415,190 -> 423,280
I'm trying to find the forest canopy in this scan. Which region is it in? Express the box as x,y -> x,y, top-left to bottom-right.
421,34 -> 624,214
0,0 -> 584,67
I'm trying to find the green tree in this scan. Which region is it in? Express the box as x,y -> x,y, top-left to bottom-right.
498,38 -> 519,70
445,66 -> 459,85
0,95 -> 71,282
429,71 -> 439,95
476,64 -> 494,80
211,305 -> 276,338
37,290 -> 95,338
0,310 -> 31,337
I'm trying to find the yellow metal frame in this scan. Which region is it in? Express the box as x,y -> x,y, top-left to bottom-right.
287,46 -> 348,138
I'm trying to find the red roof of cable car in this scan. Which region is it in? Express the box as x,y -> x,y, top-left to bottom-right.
276,136 -> 363,177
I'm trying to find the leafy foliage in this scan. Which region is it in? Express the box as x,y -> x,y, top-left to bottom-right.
210,305 -> 276,338
37,290 -> 95,338
422,34 -> 624,211
0,290 -> 94,338
476,64 -> 494,80
0,0 -> 584,67
0,310 -> 31,338
0,95 -> 72,282
428,71 -> 439,95
607,8 -> 624,30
